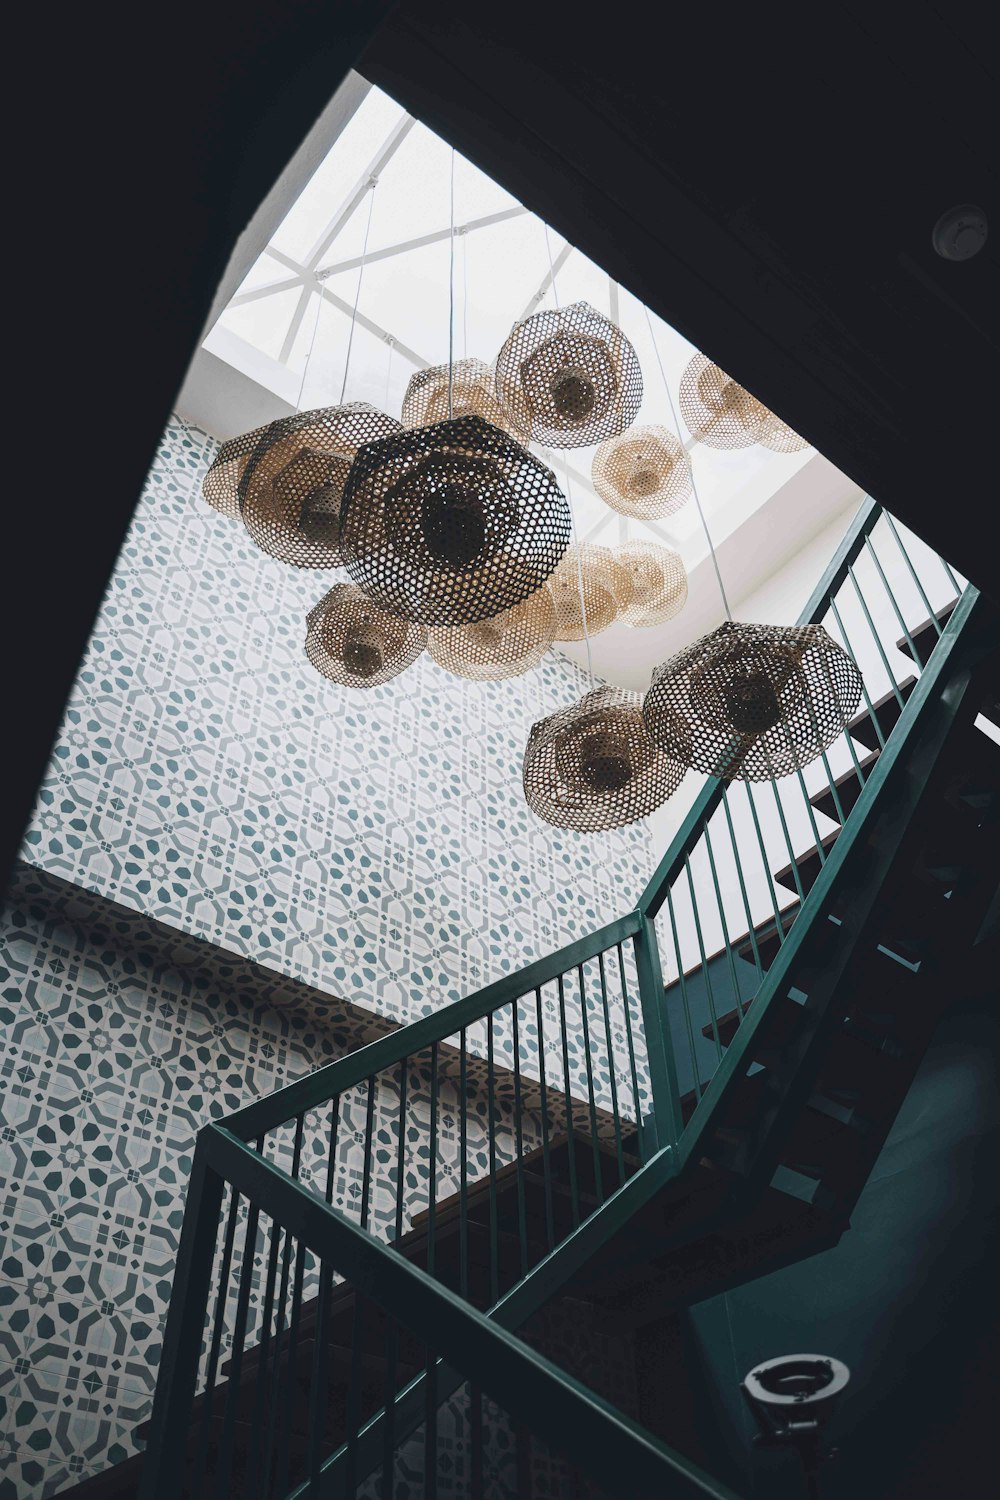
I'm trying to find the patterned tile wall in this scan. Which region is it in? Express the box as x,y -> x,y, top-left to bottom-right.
0,868 -> 563,1497
20,414 -> 652,1024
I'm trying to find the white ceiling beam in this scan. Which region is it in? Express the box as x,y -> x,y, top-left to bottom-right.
518,242 -> 573,322
230,274 -> 305,307
316,206 -> 526,278
304,114 -> 416,271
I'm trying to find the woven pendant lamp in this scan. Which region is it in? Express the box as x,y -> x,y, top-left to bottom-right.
547,544 -> 633,640
643,621 -> 863,782
592,425 -> 692,520
428,588 -> 556,680
679,354 -> 809,454
201,424 -> 270,518
238,403 -> 403,569
617,541 -> 688,628
305,583 -> 426,689
339,413 -> 571,627
758,410 -> 810,454
524,686 -> 684,831
401,357 -> 530,445
494,301 -> 642,448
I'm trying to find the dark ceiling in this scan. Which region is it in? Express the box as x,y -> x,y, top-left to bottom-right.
9,0 -> 996,879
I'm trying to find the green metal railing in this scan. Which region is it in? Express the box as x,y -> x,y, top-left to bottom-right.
138,498 -> 973,1499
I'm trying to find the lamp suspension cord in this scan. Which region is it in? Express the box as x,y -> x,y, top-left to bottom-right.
462,226 -> 469,360
338,177 -> 378,405
448,147 -> 456,419
383,335 -> 395,410
642,300 -> 733,624
296,270 -> 326,411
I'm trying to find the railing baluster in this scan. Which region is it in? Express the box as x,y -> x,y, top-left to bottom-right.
664,886 -> 702,1109
864,533 -> 923,662
324,1094 -> 341,1206
684,856 -> 723,1059
533,987 -> 556,1250
720,788 -> 763,980
246,1208 -> 282,1500
260,1112 -> 303,1496
214,1187 -> 261,1500
274,1237 -> 306,1500
459,1030 -> 469,1298
764,774 -> 807,902
743,778 -> 790,948
843,566 -> 905,718
427,1045 -> 438,1282
596,950 -> 626,1185
306,1257 -> 332,1495
191,1179 -> 239,1497
510,999 -> 529,1280
577,963 -> 605,1207
486,1013 -> 500,1302
557,973 -> 582,1228
394,1059 -> 408,1247
362,1073 -> 377,1234
703,820 -> 745,1024
616,945 -> 646,1165
883,511 -> 942,630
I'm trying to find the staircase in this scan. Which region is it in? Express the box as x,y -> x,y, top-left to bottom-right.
64,502 -> 998,1500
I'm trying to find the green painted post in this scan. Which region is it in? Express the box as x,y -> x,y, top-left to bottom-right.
137,1134 -> 225,1500
633,914 -> 684,1151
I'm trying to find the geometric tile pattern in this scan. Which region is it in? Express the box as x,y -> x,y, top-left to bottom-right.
0,869 -> 566,1497
20,414 -> 652,1026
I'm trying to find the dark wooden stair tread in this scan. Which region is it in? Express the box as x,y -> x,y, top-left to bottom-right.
846,676 -> 917,752
772,828 -> 840,896
895,603 -> 956,666
809,748 -> 880,824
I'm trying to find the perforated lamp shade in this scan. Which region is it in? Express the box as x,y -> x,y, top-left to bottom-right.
547,545 -> 633,640
401,358 -> 530,445
592,425 -> 692,519
678,355 -> 807,453
305,583 -> 427,689
495,301 -> 643,448
238,403 -> 403,568
201,424 -> 270,518
642,621 -> 863,782
428,588 -> 556,680
617,541 -> 688,629
339,414 -> 571,627
524,686 -> 685,831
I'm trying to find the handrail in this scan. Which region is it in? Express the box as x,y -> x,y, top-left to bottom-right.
225,910 -> 641,1140
143,1122 -> 743,1500
637,495 -> 882,919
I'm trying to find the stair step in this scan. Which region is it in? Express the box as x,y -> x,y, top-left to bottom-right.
809,749 -> 881,824
846,676 -> 917,753
772,829 -> 840,897
895,603 -> 956,667
733,904 -> 800,971
700,992 -> 807,1055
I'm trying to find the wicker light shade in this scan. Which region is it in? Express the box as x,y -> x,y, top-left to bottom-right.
591,425 -> 692,519
238,403 -> 403,568
494,301 -> 642,448
339,414 -> 571,627
401,358 -> 530,444
305,582 -> 427,689
201,424 -> 270,518
678,354 -> 809,454
547,545 -> 633,640
643,621 -> 863,782
428,588 -> 556,680
523,686 -> 684,830
614,541 -> 688,629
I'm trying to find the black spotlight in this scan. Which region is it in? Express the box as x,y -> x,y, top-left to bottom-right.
741,1354 -> 850,1500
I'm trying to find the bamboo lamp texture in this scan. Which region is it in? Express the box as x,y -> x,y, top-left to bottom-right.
592,425 -> 692,519
617,541 -> 688,628
494,301 -> 643,448
523,685 -> 684,831
339,414 -> 571,627
201,424 -> 270,519
401,357 -> 530,444
642,621 -> 863,782
547,544 -> 633,640
305,583 -> 427,689
758,410 -> 810,454
238,403 -> 403,568
428,588 -> 556,680
678,354 -> 771,450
